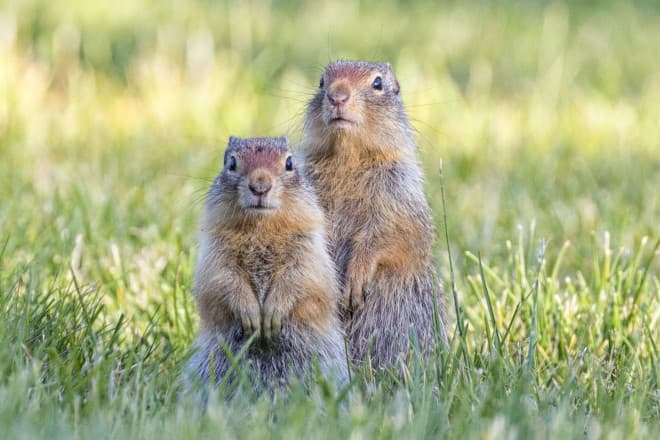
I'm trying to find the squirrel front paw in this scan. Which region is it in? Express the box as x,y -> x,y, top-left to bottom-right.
262,297 -> 288,340
239,300 -> 262,338
342,268 -> 368,311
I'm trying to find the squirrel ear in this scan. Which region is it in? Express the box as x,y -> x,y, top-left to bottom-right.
383,63 -> 400,94
279,135 -> 289,146
225,136 -> 241,165
225,137 -> 234,165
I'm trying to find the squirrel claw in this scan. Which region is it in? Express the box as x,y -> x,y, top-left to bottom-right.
240,308 -> 261,338
263,304 -> 283,340
343,277 -> 366,311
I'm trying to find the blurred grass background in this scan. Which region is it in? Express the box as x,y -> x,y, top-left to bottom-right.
0,0 -> 658,438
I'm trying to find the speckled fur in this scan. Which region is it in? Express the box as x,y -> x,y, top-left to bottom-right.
189,322 -> 347,389
187,136 -> 348,390
301,61 -> 447,369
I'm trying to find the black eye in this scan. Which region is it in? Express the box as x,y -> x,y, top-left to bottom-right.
319,76 -> 324,88
372,76 -> 383,90
228,156 -> 237,171
285,156 -> 293,171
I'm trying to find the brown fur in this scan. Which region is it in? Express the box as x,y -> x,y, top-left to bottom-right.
188,136 -> 348,390
301,61 -> 446,370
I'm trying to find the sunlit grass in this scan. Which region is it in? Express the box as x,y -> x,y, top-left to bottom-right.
0,0 -> 658,438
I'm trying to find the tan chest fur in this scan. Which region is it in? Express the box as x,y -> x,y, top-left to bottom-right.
214,227 -> 309,303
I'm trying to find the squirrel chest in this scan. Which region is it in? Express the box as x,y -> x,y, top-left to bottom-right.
234,232 -> 308,303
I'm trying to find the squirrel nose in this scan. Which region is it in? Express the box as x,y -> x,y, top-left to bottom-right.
327,88 -> 350,107
248,179 -> 272,196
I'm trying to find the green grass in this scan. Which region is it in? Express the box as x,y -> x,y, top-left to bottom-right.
0,0 -> 658,438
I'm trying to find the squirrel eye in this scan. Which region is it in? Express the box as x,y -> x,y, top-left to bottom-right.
372,76 -> 383,90
319,76 -> 324,88
285,156 -> 293,171
228,156 -> 237,171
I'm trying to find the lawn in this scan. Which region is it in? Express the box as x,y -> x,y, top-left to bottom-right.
0,0 -> 658,438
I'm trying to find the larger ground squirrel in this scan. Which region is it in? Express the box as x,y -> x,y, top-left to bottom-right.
187,136 -> 348,390
300,60 -> 446,369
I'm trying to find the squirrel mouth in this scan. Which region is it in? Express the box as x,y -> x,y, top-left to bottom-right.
245,205 -> 276,214
326,109 -> 357,127
245,199 -> 276,212
241,192 -> 279,213
328,117 -> 356,128
247,201 -> 274,209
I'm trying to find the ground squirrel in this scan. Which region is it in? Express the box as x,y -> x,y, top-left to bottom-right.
187,136 -> 348,390
300,60 -> 446,369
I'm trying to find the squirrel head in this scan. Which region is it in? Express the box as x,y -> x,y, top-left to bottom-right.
304,60 -> 413,157
210,136 -> 302,216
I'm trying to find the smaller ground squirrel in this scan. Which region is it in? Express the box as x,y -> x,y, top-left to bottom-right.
187,136 -> 348,390
301,60 -> 447,370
